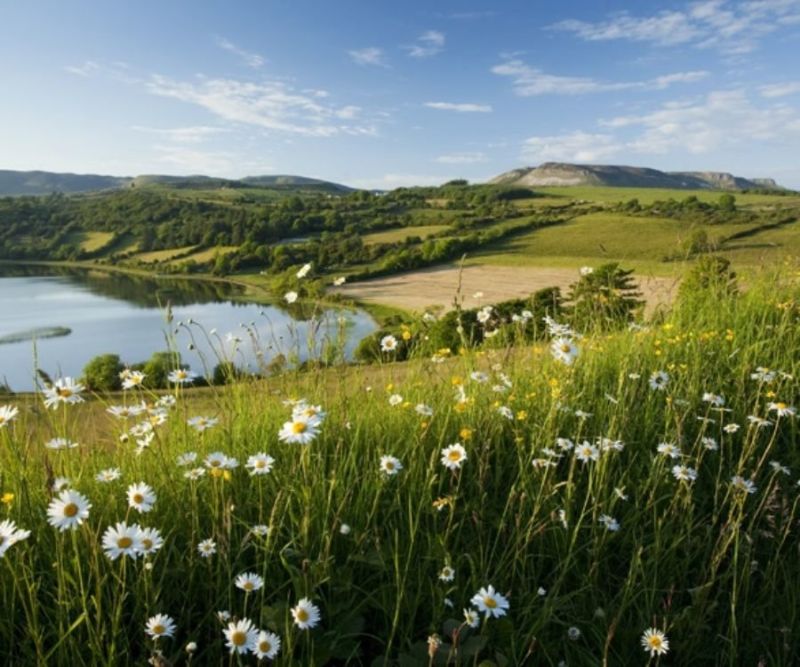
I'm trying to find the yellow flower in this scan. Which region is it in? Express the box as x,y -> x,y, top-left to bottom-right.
516,410 -> 528,421
451,376 -> 463,386
385,383 -> 394,392
459,427 -> 473,441
402,330 -> 412,341
1,493 -> 14,506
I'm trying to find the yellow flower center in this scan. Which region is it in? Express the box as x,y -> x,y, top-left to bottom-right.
244,582 -> 254,591
0,417 -> 5,425
776,402 -> 787,410
63,503 -> 79,518
296,608 -> 309,622
560,343 -> 572,353
259,640 -> 271,652
152,624 -> 165,635
483,596 -> 497,609
255,460 -> 265,468
133,494 -> 144,504
57,388 -> 73,398
117,536 -> 133,549
649,637 -> 662,648
232,630 -> 247,646
385,462 -> 395,470
292,421 -> 307,434
142,538 -> 153,550
448,450 -> 462,461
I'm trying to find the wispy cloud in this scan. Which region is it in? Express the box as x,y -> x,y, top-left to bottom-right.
348,47 -> 388,67
522,132 -> 622,163
146,75 -> 376,137
492,60 -> 708,96
349,173 -> 453,189
759,81 -> 800,98
64,60 -> 100,77
435,151 -> 487,164
215,37 -> 265,69
550,0 -> 800,55
424,101 -> 493,112
405,30 -> 445,58
131,125 -> 230,144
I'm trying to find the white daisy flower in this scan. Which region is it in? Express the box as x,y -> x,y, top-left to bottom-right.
96,468 -> 121,483
731,475 -> 757,494
415,403 -> 434,417
0,519 -> 31,557
574,441 -> 599,463
551,337 -> 579,365
223,618 -> 258,654
641,628 -> 669,657
197,538 -> 217,557
177,452 -> 198,466
291,598 -> 321,630
253,630 -> 281,660
122,371 -> 146,390
672,465 -> 698,482
648,371 -> 669,391
656,442 -> 681,459
380,455 -> 403,476
464,608 -> 480,628
284,291 -> 298,304
145,613 -> 176,640
768,402 -> 796,418
439,565 -> 455,582
598,514 -> 620,532
45,438 -> 79,450
0,405 -> 20,428
46,489 -> 91,531
43,377 -> 85,409
127,482 -> 156,513
187,416 -> 219,432
235,572 -> 264,593
139,527 -> 164,555
380,335 -> 398,352
246,453 -> 275,476
168,368 -> 198,384
102,522 -> 143,560
470,585 -> 509,619
388,393 -> 403,406
440,443 -> 467,471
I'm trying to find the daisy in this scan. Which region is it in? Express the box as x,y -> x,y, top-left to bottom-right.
747,415 -> 773,428
187,416 -> 219,432
751,367 -> 776,383
251,524 -> 271,537
184,467 -> 206,480
701,437 -> 718,451
441,443 -> 467,471
127,482 -> 156,513
380,455 -> 403,476
253,630 -> 281,660
139,527 -> 164,555
291,598 -> 321,630
296,263 -> 312,279
463,608 -> 480,628
656,442 -> 681,459
567,626 -> 582,641
770,460 -> 791,476
278,416 -> 320,445
246,453 -> 275,475
0,519 -> 31,557
197,538 -> 217,557
599,515 -> 620,532
333,276 -> 346,286
177,452 -> 198,466
551,337 -> 579,365
439,565 -> 455,582
168,368 -> 198,384
284,291 -> 298,304
768,402 -> 796,418
223,618 -> 258,655
723,423 -> 740,434
51,477 -> 70,492
470,371 -> 489,383
380,335 -> 398,352
415,403 -> 434,417
672,465 -> 698,482
497,406 -> 514,420
47,489 -> 91,531
102,522 -> 143,560
122,371 -> 146,390
574,441 -> 599,463
45,438 -> 79,450
731,475 -> 757,494
640,628 -> 669,657
702,392 -> 725,407
648,371 -> 669,391
43,377 -> 85,409
235,572 -> 264,593
388,393 -> 403,406
470,585 -> 509,619
145,614 -> 176,640
96,468 -> 121,483
156,395 -> 177,409
0,405 -> 19,428
556,437 -> 574,451
291,402 -> 326,424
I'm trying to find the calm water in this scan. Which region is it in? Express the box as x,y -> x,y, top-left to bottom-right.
0,267 -> 377,391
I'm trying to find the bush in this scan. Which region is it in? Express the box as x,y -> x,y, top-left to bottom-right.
568,263 -> 643,332
82,354 -> 124,392
142,351 -> 182,389
678,255 -> 738,302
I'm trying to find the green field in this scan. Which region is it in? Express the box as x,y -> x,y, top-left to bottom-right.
362,225 -> 451,245
133,245 -> 197,263
531,186 -> 800,207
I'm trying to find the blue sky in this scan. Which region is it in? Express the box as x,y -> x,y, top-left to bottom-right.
2,0 -> 800,188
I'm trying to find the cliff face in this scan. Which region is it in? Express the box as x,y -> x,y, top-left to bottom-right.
490,163 -> 782,191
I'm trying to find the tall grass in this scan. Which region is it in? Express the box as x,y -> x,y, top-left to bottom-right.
0,269 -> 799,665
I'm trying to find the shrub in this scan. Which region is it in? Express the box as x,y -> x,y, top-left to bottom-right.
82,354 -> 124,392
568,263 -> 644,332
142,351 -> 182,389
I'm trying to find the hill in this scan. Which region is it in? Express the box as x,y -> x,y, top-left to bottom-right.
490,162 -> 782,191
0,169 -> 354,196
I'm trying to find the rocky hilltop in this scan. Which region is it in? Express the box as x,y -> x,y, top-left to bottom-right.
490,162 -> 782,191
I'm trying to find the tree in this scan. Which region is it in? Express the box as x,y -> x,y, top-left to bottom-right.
143,351 -> 181,389
82,354 -> 124,391
718,193 -> 736,212
568,263 -> 644,332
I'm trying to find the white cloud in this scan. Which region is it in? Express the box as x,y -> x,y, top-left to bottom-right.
64,60 -> 100,77
405,30 -> 445,58
435,152 -> 487,164
551,0 -> 800,54
492,60 -> 708,96
424,101 -> 493,112
348,173 -> 453,189
152,145 -> 236,174
349,47 -> 388,67
522,132 -> 622,162
759,81 -> 800,97
216,37 -> 265,69
131,125 -> 229,143
602,89 -> 800,154
146,75 -> 376,137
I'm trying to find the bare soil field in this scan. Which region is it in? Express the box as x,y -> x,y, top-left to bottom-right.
334,263 -> 679,313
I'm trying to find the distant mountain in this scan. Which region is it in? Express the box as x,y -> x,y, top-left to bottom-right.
490,162 -> 783,191
0,169 -> 354,196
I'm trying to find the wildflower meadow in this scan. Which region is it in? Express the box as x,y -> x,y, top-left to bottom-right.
1,266 -> 799,665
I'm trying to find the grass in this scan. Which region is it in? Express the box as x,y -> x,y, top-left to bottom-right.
362,225 -> 451,245
532,186 -> 800,207
469,212 -> 800,272
173,246 -> 239,265
133,246 -> 197,263
1,269 -> 799,664
79,232 -> 116,253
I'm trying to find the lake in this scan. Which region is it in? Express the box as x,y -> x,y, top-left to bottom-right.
0,266 -> 378,392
